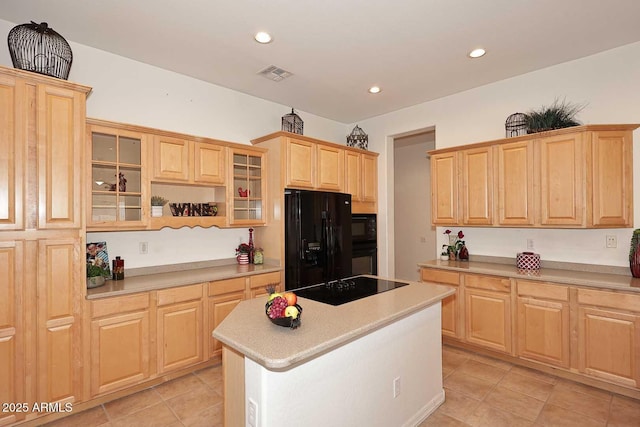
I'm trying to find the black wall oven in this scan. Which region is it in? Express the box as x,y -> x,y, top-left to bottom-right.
351,214 -> 377,275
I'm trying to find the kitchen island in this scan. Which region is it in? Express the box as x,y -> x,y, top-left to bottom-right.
213,277 -> 454,426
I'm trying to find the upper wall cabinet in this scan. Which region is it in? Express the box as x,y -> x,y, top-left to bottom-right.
0,75 -> 22,231
228,147 -> 266,227
152,135 -> 226,185
429,124 -> 638,228
252,132 -> 378,214
283,136 -> 345,192
37,84 -> 88,230
87,122 -> 148,230
85,119 -> 267,230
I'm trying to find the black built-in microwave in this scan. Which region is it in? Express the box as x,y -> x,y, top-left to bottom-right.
352,214 -> 377,244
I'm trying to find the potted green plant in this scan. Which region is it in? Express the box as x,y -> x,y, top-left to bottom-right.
151,196 -> 168,217
87,263 -> 107,288
525,98 -> 586,133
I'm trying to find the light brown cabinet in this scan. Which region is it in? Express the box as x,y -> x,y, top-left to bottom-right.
37,237 -> 85,405
0,68 -> 90,424
430,125 -> 638,228
87,122 -> 148,230
0,241 -> 24,425
516,280 -> 570,368
461,146 -> 493,225
345,151 -> 378,214
496,140 -> 535,226
37,84 -> 86,230
152,135 -> 226,185
208,278 -> 246,359
538,132 -> 584,226
577,288 -> 640,388
90,294 -> 151,396
156,284 -> 205,374
464,274 -> 512,354
229,147 -> 266,226
420,268 -> 462,339
248,271 -> 282,299
285,137 -> 315,188
0,75 -> 22,231
590,130 -> 634,227
430,151 -> 459,225
316,144 -> 344,191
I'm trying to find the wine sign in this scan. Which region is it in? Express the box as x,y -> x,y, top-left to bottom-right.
169,202 -> 218,217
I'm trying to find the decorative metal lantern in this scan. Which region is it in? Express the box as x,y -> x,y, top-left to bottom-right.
7,21 -> 73,80
281,108 -> 304,135
346,125 -> 368,150
505,112 -> 529,137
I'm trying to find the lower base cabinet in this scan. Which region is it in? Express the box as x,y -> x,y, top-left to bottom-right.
577,288 -> 640,388
208,278 -> 246,359
90,293 -> 150,397
249,271 -> 282,299
464,274 -> 512,354
516,280 -> 570,368
90,294 -> 151,396
420,268 -> 461,338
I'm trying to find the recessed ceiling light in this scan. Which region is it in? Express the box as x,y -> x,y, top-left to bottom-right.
254,32 -> 272,44
468,48 -> 486,58
368,86 -> 381,94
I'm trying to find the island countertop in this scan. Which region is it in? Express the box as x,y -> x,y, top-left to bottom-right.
212,276 -> 455,370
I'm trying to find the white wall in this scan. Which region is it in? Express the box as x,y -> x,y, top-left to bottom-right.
359,41 -> 640,275
0,18 -> 350,269
245,304 -> 443,427
394,132 -> 435,281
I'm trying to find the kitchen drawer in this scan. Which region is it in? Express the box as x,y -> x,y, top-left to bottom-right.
578,288 -> 640,312
91,293 -> 150,318
157,283 -> 204,306
208,277 -> 246,296
463,273 -> 511,292
517,280 -> 569,301
249,271 -> 281,289
420,268 -> 459,285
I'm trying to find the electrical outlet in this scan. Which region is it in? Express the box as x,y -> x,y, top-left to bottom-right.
526,239 -> 534,250
248,399 -> 258,427
606,235 -> 617,249
139,241 -> 148,254
393,376 -> 401,398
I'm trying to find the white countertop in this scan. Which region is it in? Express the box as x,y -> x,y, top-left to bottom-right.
212,277 -> 455,370
418,259 -> 640,293
86,262 -> 282,299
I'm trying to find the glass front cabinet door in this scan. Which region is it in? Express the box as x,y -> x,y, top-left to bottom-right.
87,123 -> 147,230
229,148 -> 266,226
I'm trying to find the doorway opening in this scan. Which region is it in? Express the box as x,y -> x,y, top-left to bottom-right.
392,129 -> 435,281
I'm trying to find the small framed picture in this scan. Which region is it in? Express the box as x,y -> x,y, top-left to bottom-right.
86,241 -> 111,277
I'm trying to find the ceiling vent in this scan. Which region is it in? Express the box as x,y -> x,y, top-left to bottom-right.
258,65 -> 292,82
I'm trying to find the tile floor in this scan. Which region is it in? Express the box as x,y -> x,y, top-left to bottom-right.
43,365 -> 223,427
420,346 -> 640,427
43,345 -> 640,426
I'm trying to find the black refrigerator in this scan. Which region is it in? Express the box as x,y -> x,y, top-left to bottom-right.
284,189 -> 352,290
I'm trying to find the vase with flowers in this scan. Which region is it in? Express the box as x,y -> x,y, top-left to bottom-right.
444,229 -> 466,260
236,243 -> 250,265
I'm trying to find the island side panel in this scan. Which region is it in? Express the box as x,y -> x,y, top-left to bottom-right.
245,303 -> 444,427
222,346 -> 245,426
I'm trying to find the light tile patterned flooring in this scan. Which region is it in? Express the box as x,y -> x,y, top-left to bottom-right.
43,365 -> 223,427
43,345 -> 640,426
420,346 -> 640,427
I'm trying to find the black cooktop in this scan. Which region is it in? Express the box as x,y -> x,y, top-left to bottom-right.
293,276 -> 409,306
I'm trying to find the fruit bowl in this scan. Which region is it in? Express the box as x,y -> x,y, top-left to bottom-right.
265,301 -> 302,329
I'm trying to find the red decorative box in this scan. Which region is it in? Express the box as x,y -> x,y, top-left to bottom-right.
516,252 -> 540,270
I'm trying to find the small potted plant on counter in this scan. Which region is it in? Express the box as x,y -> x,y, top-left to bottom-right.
151,196 -> 168,217
87,263 -> 107,288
